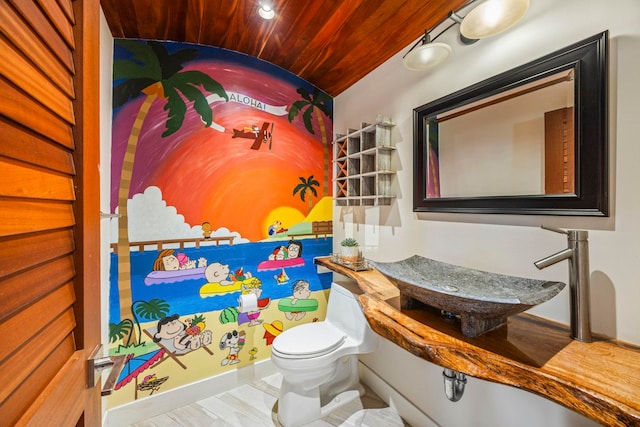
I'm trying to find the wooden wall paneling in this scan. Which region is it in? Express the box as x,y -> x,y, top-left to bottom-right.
254,0 -> 327,66
0,308 -> 76,403
0,335 -> 76,426
36,0 -> 75,49
6,0 -> 75,73
0,199 -> 75,237
283,0 -> 370,76
0,158 -> 75,200
0,80 -> 74,148
117,0 -> 142,36
133,0 -> 190,41
65,0 -> 103,422
0,119 -> 75,174
0,4 -> 75,97
0,282 -> 75,363
182,0 -> 206,43
0,257 -> 75,322
98,0 -> 125,37
197,0 -> 236,47
13,346 -> 85,427
0,36 -> 75,124
56,0 -> 75,24
545,107 -> 575,194
0,229 -> 75,278
1,0 -> 101,423
101,0 -> 470,95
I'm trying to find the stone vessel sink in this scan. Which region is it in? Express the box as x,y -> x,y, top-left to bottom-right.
370,255 -> 566,338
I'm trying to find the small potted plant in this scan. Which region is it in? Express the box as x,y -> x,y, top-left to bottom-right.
340,238 -> 360,263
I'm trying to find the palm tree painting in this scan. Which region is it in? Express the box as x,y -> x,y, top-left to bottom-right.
112,40 -> 228,344
293,175 -> 320,215
288,87 -> 333,196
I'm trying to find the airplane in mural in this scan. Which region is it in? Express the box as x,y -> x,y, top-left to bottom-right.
232,122 -> 274,150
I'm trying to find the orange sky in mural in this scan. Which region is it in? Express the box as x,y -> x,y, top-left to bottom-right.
111,53 -> 334,243
150,106 -> 327,241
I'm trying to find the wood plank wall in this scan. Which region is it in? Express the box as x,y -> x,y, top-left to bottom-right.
545,107 -> 575,194
0,0 -> 81,423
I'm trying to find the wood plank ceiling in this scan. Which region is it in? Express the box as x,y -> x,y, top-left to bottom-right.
101,0 -> 469,96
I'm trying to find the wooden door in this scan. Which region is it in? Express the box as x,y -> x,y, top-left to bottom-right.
544,107 -> 575,194
0,0 -> 102,425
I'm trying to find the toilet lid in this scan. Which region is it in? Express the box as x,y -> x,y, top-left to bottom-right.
272,322 -> 346,357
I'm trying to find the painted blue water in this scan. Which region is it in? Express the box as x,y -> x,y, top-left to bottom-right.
109,238 -> 333,322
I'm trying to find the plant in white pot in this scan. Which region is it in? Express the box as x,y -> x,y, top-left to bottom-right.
340,238 -> 360,263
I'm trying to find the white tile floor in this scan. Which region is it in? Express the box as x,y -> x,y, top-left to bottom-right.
129,373 -> 408,426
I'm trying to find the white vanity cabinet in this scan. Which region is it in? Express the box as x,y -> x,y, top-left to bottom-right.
333,120 -> 395,206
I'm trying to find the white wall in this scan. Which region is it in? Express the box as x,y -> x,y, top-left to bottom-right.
335,0 -> 640,425
99,9 -> 114,422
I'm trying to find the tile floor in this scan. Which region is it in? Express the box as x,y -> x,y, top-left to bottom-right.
129,373 -> 408,426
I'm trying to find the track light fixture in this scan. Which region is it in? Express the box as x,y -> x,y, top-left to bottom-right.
403,30 -> 452,71
403,0 -> 529,71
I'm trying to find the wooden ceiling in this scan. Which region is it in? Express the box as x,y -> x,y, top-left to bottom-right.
101,0 -> 469,96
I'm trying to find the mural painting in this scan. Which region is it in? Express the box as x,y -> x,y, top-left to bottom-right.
107,39 -> 334,408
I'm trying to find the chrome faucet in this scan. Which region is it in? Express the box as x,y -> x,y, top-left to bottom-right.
534,225 -> 592,342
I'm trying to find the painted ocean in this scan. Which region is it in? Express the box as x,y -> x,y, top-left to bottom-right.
109,237 -> 333,322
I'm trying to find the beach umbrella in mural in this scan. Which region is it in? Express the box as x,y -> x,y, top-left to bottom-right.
112,40 -> 229,344
114,349 -> 166,398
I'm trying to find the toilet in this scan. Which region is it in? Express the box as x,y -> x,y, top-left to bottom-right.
271,281 -> 378,427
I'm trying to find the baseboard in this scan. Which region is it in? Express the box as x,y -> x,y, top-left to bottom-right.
103,359 -> 277,426
104,358 -> 435,427
359,361 -> 440,427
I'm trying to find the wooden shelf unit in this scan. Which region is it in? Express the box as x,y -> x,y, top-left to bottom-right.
333,121 -> 396,206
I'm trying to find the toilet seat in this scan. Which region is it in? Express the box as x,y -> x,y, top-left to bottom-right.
272,322 -> 346,358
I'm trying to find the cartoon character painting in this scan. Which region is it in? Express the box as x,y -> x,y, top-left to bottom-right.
262,320 -> 283,345
201,262 -> 263,297
287,240 -> 302,258
153,314 -> 213,353
137,374 -> 168,396
278,280 -> 318,321
219,329 -> 245,366
200,262 -> 244,296
153,249 -> 206,271
274,268 -> 290,284
258,240 -> 305,271
144,250 -> 209,285
232,121 -> 274,150
249,347 -> 258,361
237,284 -> 271,327
268,220 -> 288,236
202,222 -> 212,239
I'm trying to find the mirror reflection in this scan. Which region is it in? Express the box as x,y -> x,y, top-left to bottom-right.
413,31 -> 607,216
426,69 -> 575,199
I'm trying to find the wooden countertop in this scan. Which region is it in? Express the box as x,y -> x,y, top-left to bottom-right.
315,256 -> 640,427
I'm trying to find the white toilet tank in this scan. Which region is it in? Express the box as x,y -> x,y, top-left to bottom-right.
325,281 -> 377,351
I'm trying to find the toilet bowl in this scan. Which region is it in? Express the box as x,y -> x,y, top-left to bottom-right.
271,281 -> 378,427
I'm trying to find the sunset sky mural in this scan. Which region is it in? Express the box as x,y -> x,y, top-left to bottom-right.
111,41 -> 333,242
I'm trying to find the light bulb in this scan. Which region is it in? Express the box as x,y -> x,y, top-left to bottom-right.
258,4 -> 275,20
460,0 -> 529,39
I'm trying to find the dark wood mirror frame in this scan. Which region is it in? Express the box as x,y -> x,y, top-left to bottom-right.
413,31 -> 608,216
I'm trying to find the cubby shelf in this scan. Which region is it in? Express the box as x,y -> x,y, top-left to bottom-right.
333,120 -> 396,206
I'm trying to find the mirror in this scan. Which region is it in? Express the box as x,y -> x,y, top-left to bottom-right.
413,31 -> 608,216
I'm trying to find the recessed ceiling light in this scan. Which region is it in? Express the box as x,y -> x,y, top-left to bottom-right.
258,4 -> 275,20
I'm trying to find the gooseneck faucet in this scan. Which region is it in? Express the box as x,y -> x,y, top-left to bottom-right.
534,225 -> 592,343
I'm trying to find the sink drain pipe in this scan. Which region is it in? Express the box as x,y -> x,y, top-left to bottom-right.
443,368 -> 467,402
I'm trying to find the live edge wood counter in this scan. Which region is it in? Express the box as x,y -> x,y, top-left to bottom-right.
315,257 -> 640,426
